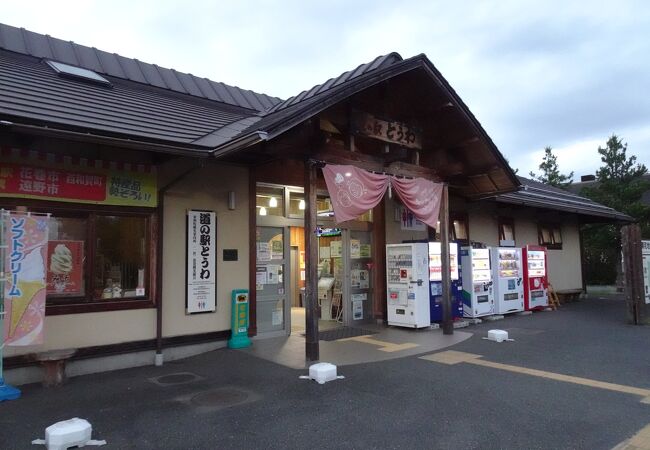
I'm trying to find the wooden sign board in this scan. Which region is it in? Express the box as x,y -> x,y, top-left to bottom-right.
353,112 -> 422,149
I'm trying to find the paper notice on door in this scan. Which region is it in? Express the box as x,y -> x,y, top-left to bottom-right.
330,240 -> 342,258
359,270 -> 369,289
351,293 -> 367,302
271,240 -> 283,259
257,242 -> 271,261
267,265 -> 279,284
319,246 -> 331,259
360,244 -> 371,258
256,266 -> 268,284
352,300 -> 363,320
350,239 -> 361,259
300,270 -> 305,281
351,269 -> 361,288
272,310 -> 283,326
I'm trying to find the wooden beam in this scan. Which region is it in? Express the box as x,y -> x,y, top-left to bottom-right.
440,184 -> 453,335
304,159 -> 320,361
622,224 -> 648,325
385,161 -> 441,181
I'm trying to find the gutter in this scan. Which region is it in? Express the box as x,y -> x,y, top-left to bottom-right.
211,131 -> 268,159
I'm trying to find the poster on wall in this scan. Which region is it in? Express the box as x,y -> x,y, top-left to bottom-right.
46,240 -> 84,295
3,212 -> 49,346
186,210 -> 217,314
396,206 -> 426,231
271,239 -> 283,259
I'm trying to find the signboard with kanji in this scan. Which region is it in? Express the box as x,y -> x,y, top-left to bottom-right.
353,111 -> 422,149
186,210 -> 217,313
0,162 -> 157,207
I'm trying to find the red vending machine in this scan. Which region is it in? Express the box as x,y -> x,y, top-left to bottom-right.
522,245 -> 548,311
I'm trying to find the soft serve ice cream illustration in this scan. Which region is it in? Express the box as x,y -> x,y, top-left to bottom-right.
50,243 -> 73,292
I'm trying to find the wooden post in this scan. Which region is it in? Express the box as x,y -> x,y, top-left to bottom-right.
304,159 -> 320,361
621,224 -> 647,324
440,184 -> 453,335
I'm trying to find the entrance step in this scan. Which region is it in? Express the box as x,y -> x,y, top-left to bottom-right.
484,315 -> 505,322
516,311 -> 533,316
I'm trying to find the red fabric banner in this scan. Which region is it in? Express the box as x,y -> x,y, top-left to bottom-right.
391,176 -> 443,229
322,165 -> 389,223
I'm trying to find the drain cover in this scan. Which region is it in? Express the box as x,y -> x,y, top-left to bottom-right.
191,388 -> 250,408
149,372 -> 204,387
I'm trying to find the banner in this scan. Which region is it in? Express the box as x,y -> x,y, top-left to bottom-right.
321,164 -> 442,228
3,212 -> 49,346
46,240 -> 84,295
391,176 -> 443,229
0,162 -> 157,207
186,210 -> 217,314
321,165 -> 389,223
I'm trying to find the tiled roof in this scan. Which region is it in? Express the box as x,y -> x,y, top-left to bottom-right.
0,23 -> 281,112
493,176 -> 633,221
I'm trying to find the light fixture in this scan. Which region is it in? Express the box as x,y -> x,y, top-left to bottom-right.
299,199 -> 305,210
259,206 -> 267,216
228,191 -> 236,210
269,197 -> 278,208
344,172 -> 352,177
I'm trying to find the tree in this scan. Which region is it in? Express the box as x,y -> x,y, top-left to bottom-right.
580,134 -> 650,285
529,146 -> 574,188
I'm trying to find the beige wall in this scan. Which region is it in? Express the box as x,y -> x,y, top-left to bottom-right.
160,162 -> 249,337
463,202 -> 583,291
6,160 -> 248,357
384,196 -> 429,244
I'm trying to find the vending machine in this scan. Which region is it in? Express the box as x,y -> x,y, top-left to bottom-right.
460,247 -> 494,318
386,243 -> 431,328
491,247 -> 524,314
522,245 -> 548,310
428,242 -> 463,321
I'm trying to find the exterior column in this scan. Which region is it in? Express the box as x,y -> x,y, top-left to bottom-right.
440,183 -> 453,335
304,160 -> 320,361
621,223 -> 648,324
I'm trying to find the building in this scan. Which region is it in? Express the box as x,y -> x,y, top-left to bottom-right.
0,23 -> 630,385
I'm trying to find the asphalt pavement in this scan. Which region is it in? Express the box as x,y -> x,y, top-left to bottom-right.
1,295 -> 650,449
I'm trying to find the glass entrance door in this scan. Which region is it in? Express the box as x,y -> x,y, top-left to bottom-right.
347,230 -> 373,325
256,226 -> 289,336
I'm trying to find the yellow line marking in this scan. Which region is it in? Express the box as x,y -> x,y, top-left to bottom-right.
613,422 -> 650,449
339,335 -> 419,353
420,351 -> 650,403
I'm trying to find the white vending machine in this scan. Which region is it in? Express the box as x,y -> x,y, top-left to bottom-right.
460,247 -> 494,318
491,247 -> 524,314
386,243 -> 431,328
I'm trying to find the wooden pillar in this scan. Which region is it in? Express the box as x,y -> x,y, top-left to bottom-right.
440,184 -> 453,335
621,223 -> 647,325
304,159 -> 320,361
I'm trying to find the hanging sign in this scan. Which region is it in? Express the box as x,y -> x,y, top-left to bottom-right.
353,111 -> 422,149
186,210 -> 217,314
4,212 -> 49,346
0,162 -> 157,207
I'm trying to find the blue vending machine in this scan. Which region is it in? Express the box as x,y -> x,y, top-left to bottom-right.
428,242 -> 463,322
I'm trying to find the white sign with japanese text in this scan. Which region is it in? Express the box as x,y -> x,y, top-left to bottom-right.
186,210 -> 217,313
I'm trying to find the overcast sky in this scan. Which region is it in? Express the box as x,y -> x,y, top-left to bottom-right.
3,1 -> 649,179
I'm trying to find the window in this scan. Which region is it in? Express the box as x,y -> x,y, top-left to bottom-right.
1,201 -> 156,314
256,185 -> 284,217
451,213 -> 469,244
538,223 -> 562,250
498,217 -> 515,247
45,60 -> 112,87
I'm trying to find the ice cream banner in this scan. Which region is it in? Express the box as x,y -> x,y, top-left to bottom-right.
3,212 -> 49,346
47,240 -> 84,295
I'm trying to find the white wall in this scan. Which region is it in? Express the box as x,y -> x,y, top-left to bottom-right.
384,196 -> 429,244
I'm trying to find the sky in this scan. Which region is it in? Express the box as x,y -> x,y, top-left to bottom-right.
3,0 -> 649,179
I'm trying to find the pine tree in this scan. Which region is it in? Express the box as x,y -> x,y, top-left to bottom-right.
581,134 -> 650,285
529,146 -> 574,188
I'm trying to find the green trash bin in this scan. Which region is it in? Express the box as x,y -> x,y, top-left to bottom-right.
228,289 -> 252,349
